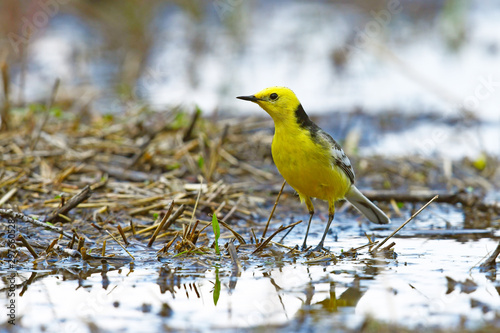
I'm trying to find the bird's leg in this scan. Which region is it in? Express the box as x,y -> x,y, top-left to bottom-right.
301,197 -> 314,251
310,213 -> 334,252
301,210 -> 314,251
310,203 -> 336,252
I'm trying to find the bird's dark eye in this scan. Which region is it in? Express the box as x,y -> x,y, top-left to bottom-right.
270,93 -> 278,100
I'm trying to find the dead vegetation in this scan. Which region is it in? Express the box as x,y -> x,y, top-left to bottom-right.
0,97 -> 498,268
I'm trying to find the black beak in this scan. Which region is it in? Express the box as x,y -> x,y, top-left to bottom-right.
236,95 -> 259,102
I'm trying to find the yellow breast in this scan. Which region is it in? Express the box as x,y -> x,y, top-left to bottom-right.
272,126 -> 351,204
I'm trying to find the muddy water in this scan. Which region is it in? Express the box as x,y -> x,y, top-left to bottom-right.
8,204 -> 500,332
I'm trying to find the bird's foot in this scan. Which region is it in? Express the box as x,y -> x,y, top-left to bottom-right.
305,243 -> 329,256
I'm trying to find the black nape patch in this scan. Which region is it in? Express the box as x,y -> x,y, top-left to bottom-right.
294,104 -> 320,140
294,104 -> 311,128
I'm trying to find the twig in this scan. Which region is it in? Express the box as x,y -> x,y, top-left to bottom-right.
80,247 -> 88,260
0,172 -> 25,189
134,204 -> 185,235
77,236 -> 85,253
56,214 -> 72,223
0,187 -> 17,206
305,253 -> 337,264
343,240 -> 380,255
45,238 -> 58,253
117,225 -> 129,246
147,202 -> 174,247
0,209 -> 72,239
382,242 -> 396,251
188,178 -> 203,234
371,195 -> 438,253
183,106 -> 201,142
68,233 -> 76,248
53,244 -> 81,258
129,202 -> 165,216
262,180 -> 286,240
90,223 -> 102,231
161,204 -> 185,232
17,234 -> 38,259
45,185 -> 92,222
161,232 -> 179,253
105,230 -> 135,260
253,220 -> 303,254
188,219 -> 200,241
278,218 -> 297,244
218,220 -> 246,244
250,228 -> 258,244
270,241 -> 302,254
130,221 -> 136,235
71,229 -> 80,239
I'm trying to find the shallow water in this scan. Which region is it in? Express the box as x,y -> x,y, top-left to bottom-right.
5,205 -> 500,332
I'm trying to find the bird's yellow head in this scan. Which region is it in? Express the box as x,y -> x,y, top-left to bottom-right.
237,87 -> 301,123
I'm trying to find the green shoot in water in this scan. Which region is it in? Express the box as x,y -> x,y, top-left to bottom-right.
212,213 -> 220,255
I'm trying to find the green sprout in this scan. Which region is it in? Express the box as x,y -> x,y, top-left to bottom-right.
198,156 -> 205,169
212,213 -> 220,255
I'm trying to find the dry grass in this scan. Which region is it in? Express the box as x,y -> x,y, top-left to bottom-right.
0,100 -> 498,265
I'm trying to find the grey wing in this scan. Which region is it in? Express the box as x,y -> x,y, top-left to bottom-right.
318,130 -> 355,184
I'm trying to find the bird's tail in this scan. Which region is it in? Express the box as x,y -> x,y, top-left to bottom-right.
345,185 -> 390,224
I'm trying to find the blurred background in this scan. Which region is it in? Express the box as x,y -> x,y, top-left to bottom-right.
0,0 -> 499,157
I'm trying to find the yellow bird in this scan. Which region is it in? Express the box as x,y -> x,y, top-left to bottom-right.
237,87 -> 389,252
